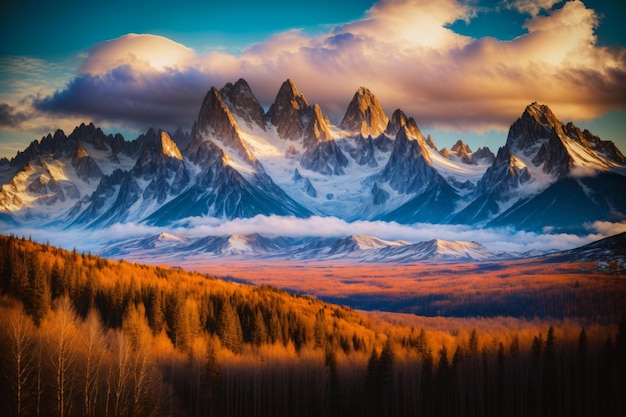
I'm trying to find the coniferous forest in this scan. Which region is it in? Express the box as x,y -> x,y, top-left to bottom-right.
0,234 -> 625,417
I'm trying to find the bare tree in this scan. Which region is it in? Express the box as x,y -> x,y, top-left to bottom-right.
81,309 -> 106,417
0,305 -> 36,417
123,303 -> 160,417
45,295 -> 80,417
109,330 -> 132,417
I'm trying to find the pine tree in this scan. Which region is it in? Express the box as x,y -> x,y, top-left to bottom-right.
27,255 -> 50,326
326,349 -> 341,417
268,310 -> 282,345
438,344 -> 451,417
575,328 -> 588,417
217,300 -> 243,354
421,348 -> 435,417
252,310 -> 268,346
543,327 -> 557,417
314,309 -> 326,349
365,348 -> 381,417
379,338 -> 395,416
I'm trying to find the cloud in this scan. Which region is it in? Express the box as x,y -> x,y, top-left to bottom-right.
81,34 -> 198,75
506,0 -> 563,17
586,220 -> 626,237
8,215 -> 620,257
34,66 -> 212,131
17,0 -> 626,136
0,103 -> 28,127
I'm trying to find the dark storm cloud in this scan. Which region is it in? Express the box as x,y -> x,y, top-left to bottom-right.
0,102 -> 29,127
34,65 -> 216,131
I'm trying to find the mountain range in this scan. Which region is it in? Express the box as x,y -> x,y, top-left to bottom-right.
101,232 -> 511,264
1,77 -> 625,259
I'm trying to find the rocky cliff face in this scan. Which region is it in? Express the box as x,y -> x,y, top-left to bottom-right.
220,78 -> 266,131
385,109 -> 422,139
191,87 -> 255,165
340,87 -> 389,137
72,144 -> 103,181
132,129 -> 189,203
301,140 -> 349,175
377,126 -> 438,194
476,145 -> 532,196
450,140 -> 473,164
507,102 -> 562,155
267,79 -> 332,149
472,147 -> 495,164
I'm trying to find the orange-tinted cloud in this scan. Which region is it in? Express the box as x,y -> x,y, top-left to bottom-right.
30,0 -> 626,135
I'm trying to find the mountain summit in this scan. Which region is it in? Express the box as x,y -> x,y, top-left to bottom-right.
452,102 -> 626,232
267,79 -> 332,149
340,87 -> 389,137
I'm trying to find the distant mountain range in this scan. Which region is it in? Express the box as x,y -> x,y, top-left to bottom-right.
1,77 -> 625,261
92,230 -> 625,267
101,233 -> 512,263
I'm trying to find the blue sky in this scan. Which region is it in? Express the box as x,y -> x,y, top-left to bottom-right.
1,0 -> 625,157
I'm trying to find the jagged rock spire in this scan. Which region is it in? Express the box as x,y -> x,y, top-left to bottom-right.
220,78 -> 266,131
341,87 -> 389,137
267,79 -> 332,148
192,86 -> 255,164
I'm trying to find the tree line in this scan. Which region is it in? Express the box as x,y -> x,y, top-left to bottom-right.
0,234 -> 624,416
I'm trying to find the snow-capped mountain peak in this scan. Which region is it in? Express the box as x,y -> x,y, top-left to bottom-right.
192,86 -> 256,165
220,78 -> 266,131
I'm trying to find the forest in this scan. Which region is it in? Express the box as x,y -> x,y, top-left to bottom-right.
0,234 -> 625,417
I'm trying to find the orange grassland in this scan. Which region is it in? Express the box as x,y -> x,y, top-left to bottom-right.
184,258 -> 626,317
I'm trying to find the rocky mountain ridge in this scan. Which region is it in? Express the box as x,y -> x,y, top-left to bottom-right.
102,232 -> 508,263
1,79 -> 625,237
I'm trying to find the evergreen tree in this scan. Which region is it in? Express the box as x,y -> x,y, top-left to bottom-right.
217,300 -> 243,354
438,344 -> 451,417
326,349 -> 341,417
252,309 -> 268,346
267,310 -> 282,345
575,328 -> 588,417
314,309 -> 326,349
379,338 -> 395,416
421,348 -> 435,417
543,327 -> 557,417
365,348 -> 381,417
26,255 -> 51,326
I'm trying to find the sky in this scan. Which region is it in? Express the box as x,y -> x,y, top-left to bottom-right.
1,0 -> 625,159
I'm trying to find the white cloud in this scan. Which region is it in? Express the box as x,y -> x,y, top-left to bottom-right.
81,34 -> 198,75
507,0 -> 563,17
586,220 -> 626,237
7,215 -> 623,257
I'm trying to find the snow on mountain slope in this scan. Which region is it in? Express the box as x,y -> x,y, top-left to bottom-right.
102,233 -> 503,264
451,102 -> 626,232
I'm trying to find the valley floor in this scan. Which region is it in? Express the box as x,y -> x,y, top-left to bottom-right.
185,259 -> 626,320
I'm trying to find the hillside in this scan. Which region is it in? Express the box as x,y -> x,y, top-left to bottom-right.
0,234 -> 625,416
